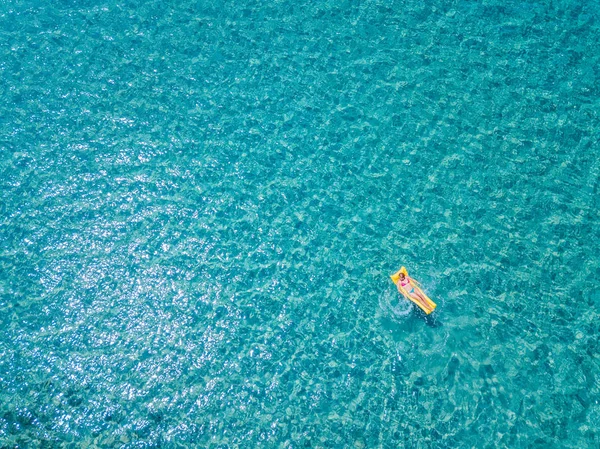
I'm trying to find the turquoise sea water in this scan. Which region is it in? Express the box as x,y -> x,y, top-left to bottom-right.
2,0 -> 599,447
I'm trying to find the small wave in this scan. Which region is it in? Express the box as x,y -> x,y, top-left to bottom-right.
379,288 -> 413,320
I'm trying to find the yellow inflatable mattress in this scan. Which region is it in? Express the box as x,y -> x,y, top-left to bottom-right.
390,266 -> 437,315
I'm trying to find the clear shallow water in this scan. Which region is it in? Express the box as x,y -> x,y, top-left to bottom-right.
1,0 -> 599,447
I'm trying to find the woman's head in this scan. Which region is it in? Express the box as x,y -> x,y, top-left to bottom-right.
398,273 -> 405,280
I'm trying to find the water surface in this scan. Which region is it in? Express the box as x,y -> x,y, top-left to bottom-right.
1,0 -> 599,447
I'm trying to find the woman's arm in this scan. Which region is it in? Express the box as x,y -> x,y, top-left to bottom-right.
407,275 -> 421,287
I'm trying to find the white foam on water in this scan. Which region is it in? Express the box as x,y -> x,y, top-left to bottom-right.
379,288 -> 413,320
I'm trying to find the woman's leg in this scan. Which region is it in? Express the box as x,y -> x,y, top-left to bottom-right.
410,291 -> 430,311
414,290 -> 427,303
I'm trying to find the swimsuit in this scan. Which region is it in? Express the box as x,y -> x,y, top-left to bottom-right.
400,280 -> 415,294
